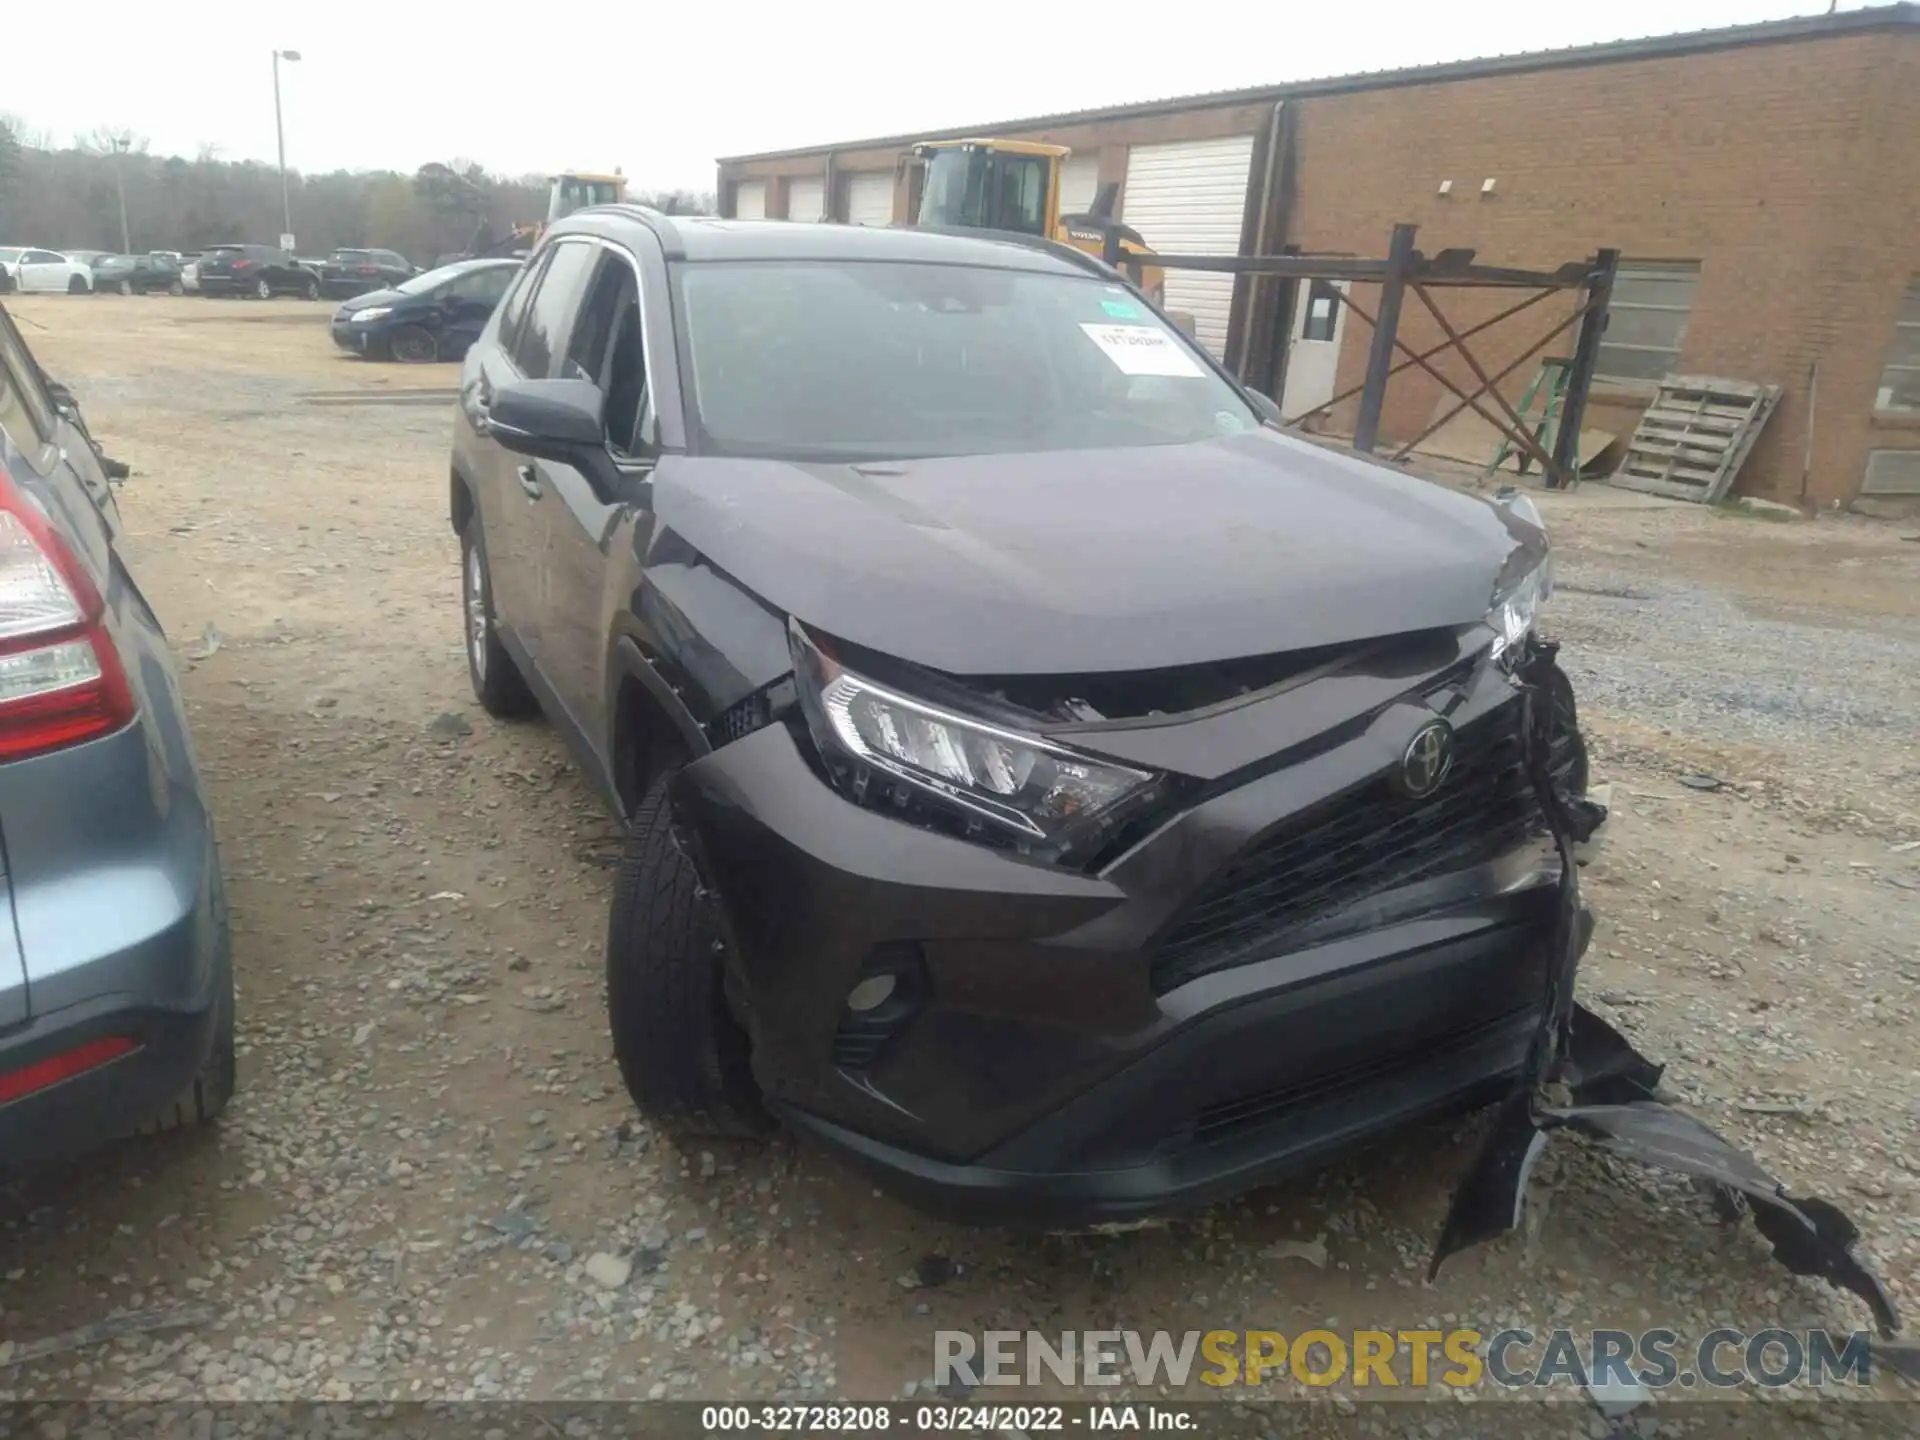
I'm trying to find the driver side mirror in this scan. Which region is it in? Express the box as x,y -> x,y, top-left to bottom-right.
488,378 -> 605,464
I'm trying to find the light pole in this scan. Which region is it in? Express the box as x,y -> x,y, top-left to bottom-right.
108,135 -> 131,254
272,49 -> 301,246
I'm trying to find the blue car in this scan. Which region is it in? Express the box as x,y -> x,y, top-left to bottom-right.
330,257 -> 523,363
0,302 -> 234,1172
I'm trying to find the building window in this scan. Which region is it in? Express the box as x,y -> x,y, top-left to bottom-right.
1596,261 -> 1699,383
1875,278 -> 1920,414
1301,279 -> 1341,342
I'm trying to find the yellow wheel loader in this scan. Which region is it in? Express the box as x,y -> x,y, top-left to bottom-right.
470,171 -> 628,259
910,139 -> 1165,305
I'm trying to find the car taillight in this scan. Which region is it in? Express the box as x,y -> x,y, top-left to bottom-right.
232,259 -> 253,270
0,480 -> 135,762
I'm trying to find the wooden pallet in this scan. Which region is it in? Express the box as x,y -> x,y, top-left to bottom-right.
1611,375 -> 1781,503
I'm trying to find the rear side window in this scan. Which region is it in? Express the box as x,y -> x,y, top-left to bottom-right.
0,310 -> 57,451
509,241 -> 597,378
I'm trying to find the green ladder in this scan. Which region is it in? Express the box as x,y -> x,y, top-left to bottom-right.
1485,356 -> 1572,480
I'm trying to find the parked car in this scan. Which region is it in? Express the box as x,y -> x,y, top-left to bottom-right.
318,247 -> 417,298
195,244 -> 321,299
89,253 -> 186,296
61,250 -> 111,269
448,214 -> 1589,1225
0,249 -> 93,294
331,258 -> 520,363
0,301 -> 236,1172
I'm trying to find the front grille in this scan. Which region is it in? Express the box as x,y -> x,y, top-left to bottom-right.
1150,701 -> 1568,995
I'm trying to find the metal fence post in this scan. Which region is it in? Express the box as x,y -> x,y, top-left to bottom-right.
1551,247 -> 1618,485
1353,223 -> 1417,454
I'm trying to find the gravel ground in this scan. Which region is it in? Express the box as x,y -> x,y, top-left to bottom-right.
0,298 -> 1914,1430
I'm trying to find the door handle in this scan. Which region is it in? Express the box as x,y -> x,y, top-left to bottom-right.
517,464 -> 543,499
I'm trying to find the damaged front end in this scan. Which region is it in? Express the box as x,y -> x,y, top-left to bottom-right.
1429,641 -> 1902,1342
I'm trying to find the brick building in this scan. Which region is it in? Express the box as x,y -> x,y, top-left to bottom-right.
716,5 -> 1920,508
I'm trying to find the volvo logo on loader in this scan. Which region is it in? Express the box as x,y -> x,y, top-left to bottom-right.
1399,720 -> 1455,799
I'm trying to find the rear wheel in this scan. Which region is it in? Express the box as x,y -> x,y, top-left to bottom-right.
607,773 -> 770,1141
116,278 -> 134,296
254,277 -> 272,300
302,275 -> 320,301
168,279 -> 185,296
389,325 -> 438,364
461,520 -> 538,718
67,275 -> 87,294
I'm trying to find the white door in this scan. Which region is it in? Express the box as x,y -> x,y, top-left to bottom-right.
845,171 -> 894,226
787,177 -> 825,222
21,250 -> 70,293
1121,136 -> 1255,357
1057,154 -> 1100,217
733,181 -> 766,220
1281,279 -> 1350,421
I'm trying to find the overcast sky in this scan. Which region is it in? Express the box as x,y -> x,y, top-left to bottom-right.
7,1 -> 1835,190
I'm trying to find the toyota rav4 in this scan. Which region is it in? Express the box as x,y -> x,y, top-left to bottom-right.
448,211 -> 1589,1225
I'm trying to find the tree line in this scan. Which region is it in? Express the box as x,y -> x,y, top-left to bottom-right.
0,119 -> 712,264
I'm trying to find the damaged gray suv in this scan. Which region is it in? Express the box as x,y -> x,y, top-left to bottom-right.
449,212 -> 1898,1338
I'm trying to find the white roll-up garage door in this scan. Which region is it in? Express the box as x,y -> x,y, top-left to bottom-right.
1058,154 -> 1100,217
844,171 -> 894,226
733,181 -> 766,220
1121,136 -> 1255,356
787,177 -> 825,222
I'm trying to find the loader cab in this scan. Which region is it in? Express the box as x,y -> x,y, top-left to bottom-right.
547,172 -> 627,224
912,140 -> 1066,238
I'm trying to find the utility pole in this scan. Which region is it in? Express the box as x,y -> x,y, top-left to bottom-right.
272,49 -> 302,247
109,134 -> 131,253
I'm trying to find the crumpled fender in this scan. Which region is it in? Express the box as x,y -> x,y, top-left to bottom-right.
1427,641 -> 1902,1342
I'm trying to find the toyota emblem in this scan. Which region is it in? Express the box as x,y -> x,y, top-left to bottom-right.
1399,720 -> 1455,799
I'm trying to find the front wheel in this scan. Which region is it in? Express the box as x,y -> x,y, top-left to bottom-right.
607,774 -> 771,1142
460,520 -> 538,719
67,275 -> 88,294
389,325 -> 438,364
254,277 -> 272,300
169,279 -> 186,296
117,278 -> 134,296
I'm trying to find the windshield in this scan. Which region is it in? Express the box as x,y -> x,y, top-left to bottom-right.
548,177 -> 622,223
676,261 -> 1255,461
917,149 -> 1050,236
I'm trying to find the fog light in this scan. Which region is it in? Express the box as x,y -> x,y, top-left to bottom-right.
846,975 -> 897,1013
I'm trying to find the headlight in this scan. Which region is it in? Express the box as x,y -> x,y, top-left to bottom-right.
790,620 -> 1161,861
1487,558 -> 1551,663
1485,487 -> 1552,664
351,306 -> 391,323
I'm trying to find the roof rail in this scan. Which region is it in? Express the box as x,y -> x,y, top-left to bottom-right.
605,204 -> 686,258
913,224 -> 1123,285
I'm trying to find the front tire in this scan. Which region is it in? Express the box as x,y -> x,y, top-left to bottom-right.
460,520 -> 538,718
117,278 -> 134,296
607,774 -> 770,1141
68,275 -> 88,294
389,325 -> 438,364
168,279 -> 186,296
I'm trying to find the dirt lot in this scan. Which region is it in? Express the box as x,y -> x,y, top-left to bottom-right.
1,295 -> 1916,1424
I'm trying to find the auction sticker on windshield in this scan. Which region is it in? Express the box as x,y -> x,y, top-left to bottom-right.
1080,323 -> 1204,377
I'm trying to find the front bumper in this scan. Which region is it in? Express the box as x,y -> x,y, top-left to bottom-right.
675,637 -> 1576,1225
330,319 -> 372,352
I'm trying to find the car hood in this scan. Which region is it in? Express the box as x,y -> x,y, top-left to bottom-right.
652,430 -> 1544,676
337,288 -> 407,315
